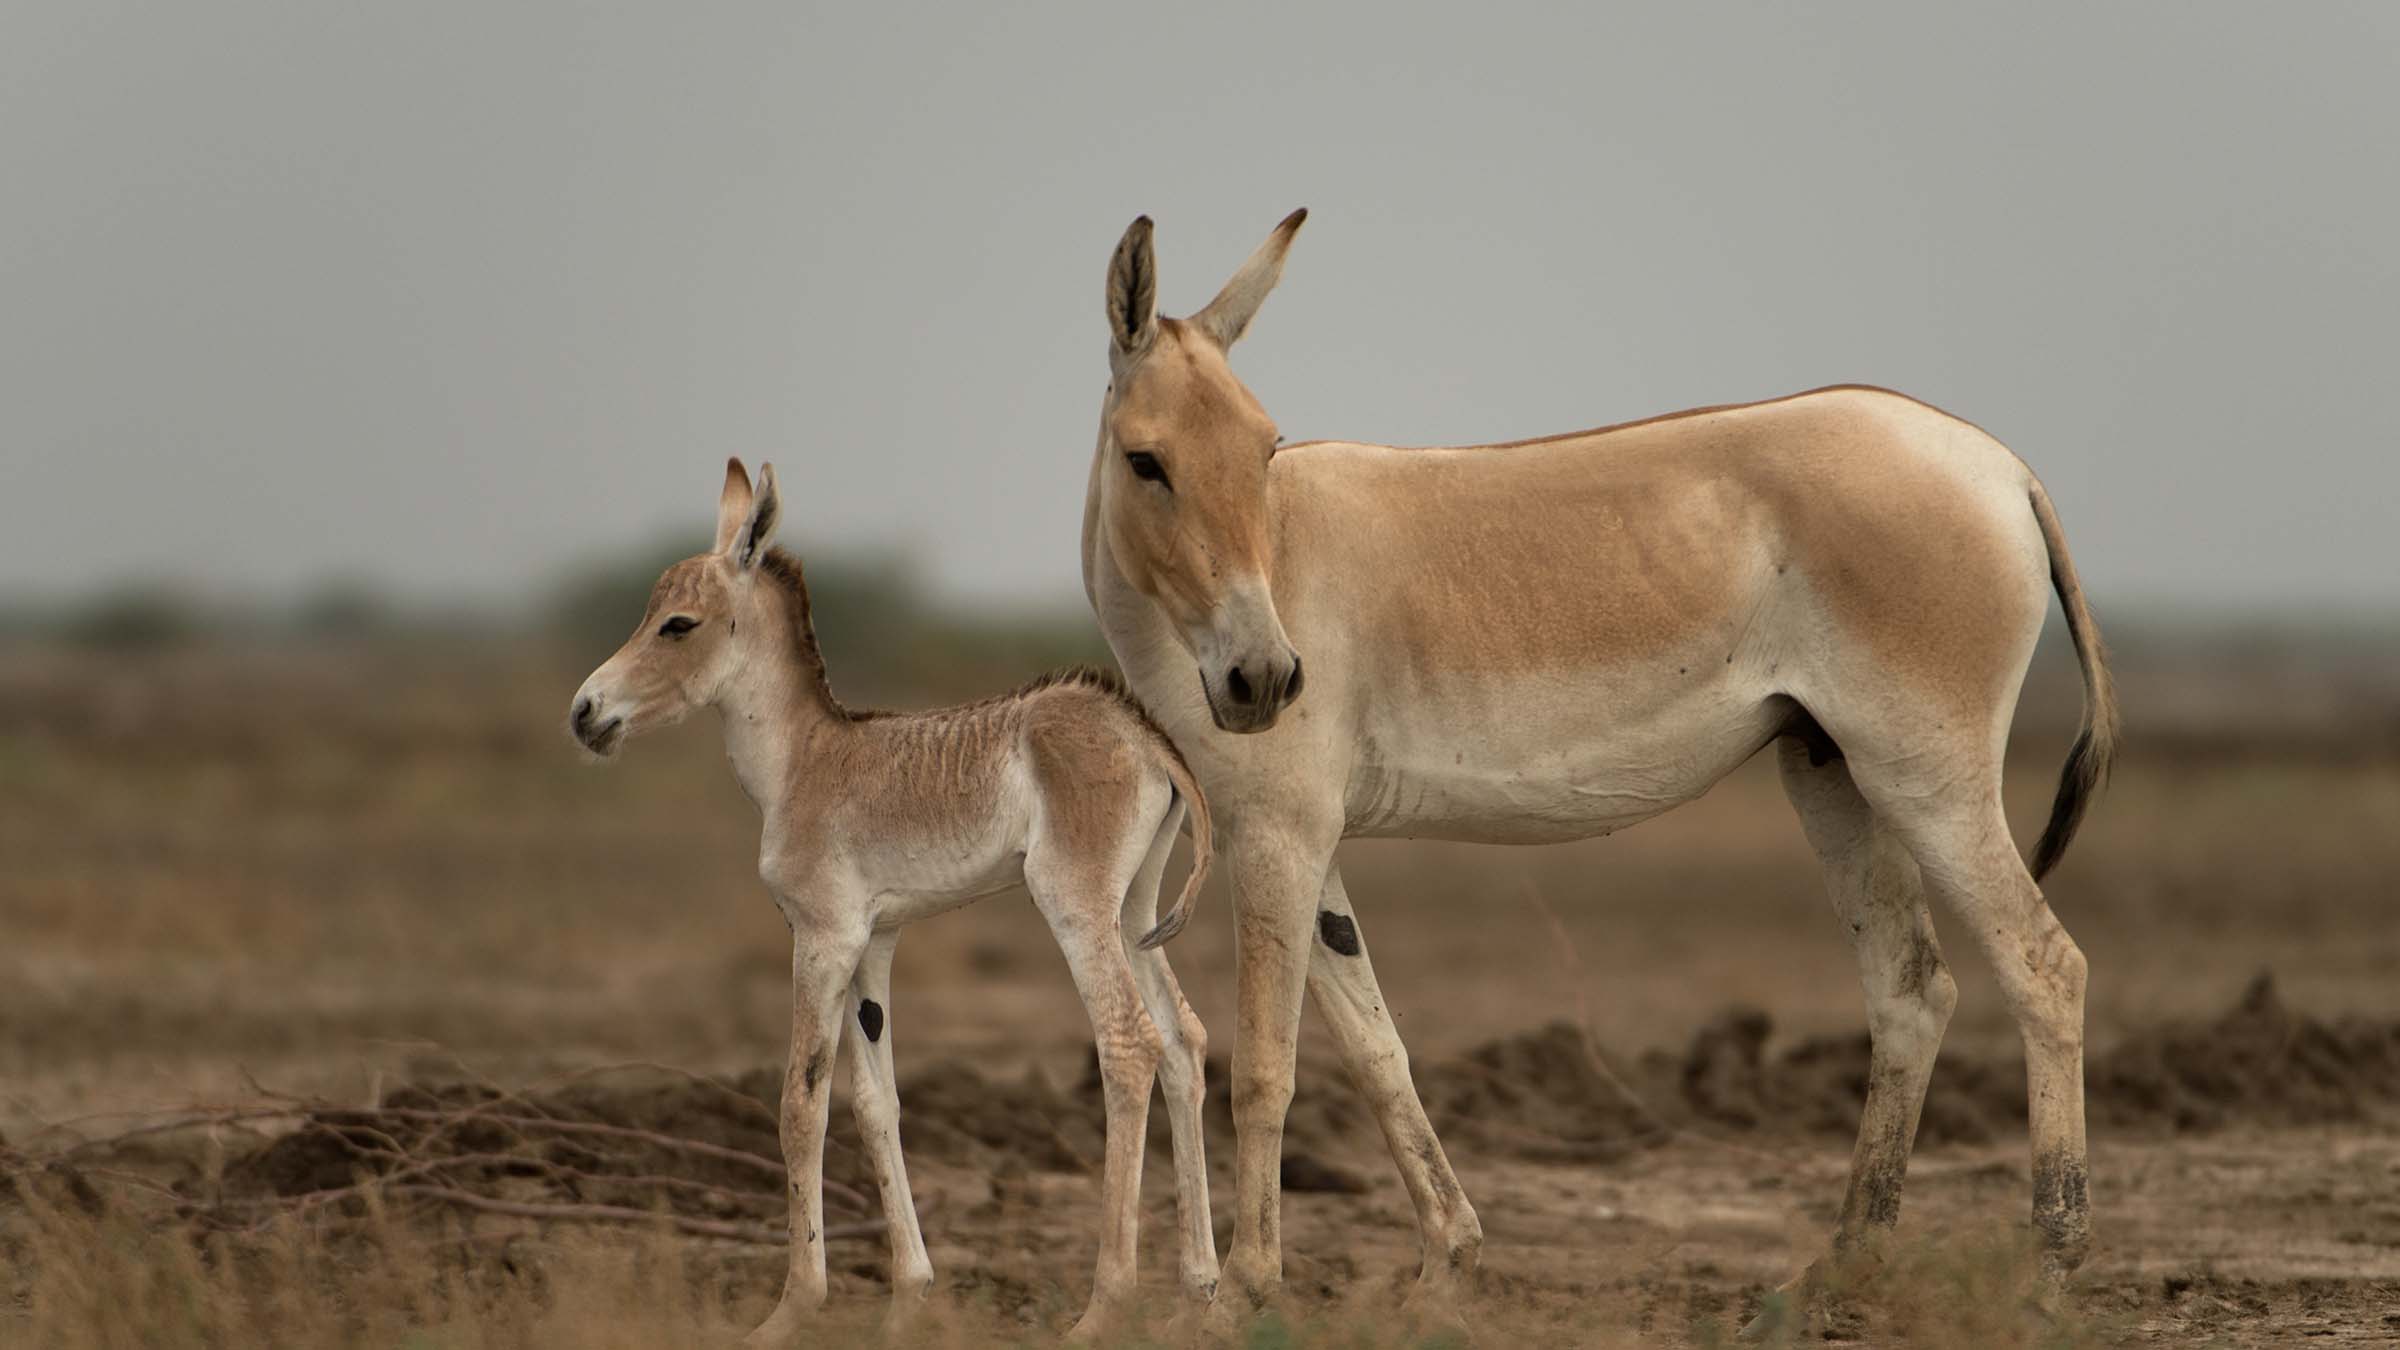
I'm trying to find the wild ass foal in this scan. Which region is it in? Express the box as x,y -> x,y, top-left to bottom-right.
569,460 -> 1219,1342
1082,212 -> 2117,1334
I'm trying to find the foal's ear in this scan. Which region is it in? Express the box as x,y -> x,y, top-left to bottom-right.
1191,208 -> 1306,349
731,462 -> 781,570
715,458 -> 754,554
1105,215 -> 1158,360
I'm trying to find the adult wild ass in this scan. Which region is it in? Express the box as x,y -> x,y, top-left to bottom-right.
1081,211 -> 2117,1329
571,460 -> 1221,1342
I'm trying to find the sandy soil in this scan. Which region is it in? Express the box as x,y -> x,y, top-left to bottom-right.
4,640 -> 2397,1345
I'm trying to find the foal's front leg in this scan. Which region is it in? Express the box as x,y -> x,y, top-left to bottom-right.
842,931 -> 936,1329
747,907 -> 869,1350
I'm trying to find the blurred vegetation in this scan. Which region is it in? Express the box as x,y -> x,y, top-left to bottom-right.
58,585 -> 207,650
0,539 -> 1113,709
4,546 -> 2396,733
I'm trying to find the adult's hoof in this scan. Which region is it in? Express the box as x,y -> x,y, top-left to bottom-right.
1396,1283 -> 1473,1341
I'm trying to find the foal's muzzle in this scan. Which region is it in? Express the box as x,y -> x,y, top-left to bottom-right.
569,693 -> 625,756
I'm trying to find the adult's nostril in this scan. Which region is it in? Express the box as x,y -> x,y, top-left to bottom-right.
1225,665 -> 1256,706
1284,655 -> 1305,702
572,697 -> 594,732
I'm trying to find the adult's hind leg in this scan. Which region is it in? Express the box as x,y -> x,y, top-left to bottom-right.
1854,752 -> 2092,1286
1774,738 -> 1958,1268
1307,867 -> 1481,1308
1118,803 -> 1220,1303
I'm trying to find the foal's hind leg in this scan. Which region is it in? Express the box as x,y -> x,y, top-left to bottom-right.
1027,849 -> 1165,1341
1855,753 -> 2092,1288
1773,738 -> 1957,1278
1118,804 -> 1220,1304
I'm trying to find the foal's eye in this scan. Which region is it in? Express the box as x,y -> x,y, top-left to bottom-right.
657,615 -> 699,639
1124,451 -> 1171,489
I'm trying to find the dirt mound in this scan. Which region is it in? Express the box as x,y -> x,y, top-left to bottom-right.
218,1071 -> 817,1243
1211,973 -> 2400,1163
1415,1022 -> 1666,1162
894,1059 -> 1105,1174
20,974 -> 2399,1252
1665,1011 -> 2029,1147
1656,971 -> 2400,1147
2089,972 -> 2400,1131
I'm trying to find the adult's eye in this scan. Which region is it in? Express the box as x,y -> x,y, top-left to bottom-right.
658,615 -> 699,638
1125,451 -> 1171,489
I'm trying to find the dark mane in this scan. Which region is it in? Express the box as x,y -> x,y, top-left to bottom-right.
1010,663 -> 1134,702
756,547 -> 887,721
756,551 -> 1186,775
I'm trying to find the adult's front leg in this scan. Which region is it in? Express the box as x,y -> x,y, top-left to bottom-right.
1207,812 -> 1342,1335
842,932 -> 935,1332
1307,868 -> 1481,1308
747,907 -> 870,1350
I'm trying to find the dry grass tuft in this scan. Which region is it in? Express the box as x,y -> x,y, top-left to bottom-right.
1695,1229 -> 2129,1350
0,1063 -> 879,1255
4,1201 -> 758,1350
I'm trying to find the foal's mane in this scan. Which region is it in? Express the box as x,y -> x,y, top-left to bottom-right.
755,547 -> 887,722
755,549 -> 1184,772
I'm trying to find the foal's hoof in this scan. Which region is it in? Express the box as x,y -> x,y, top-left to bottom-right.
1737,1263 -> 1824,1343
1065,1295 -> 1134,1344
1736,1296 -> 1804,1343
1196,1286 -> 1272,1344
742,1302 -> 812,1350
880,1289 -> 938,1342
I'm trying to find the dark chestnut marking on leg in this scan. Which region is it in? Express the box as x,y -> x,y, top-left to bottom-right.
800,1051 -> 827,1093
1318,911 -> 1361,956
858,998 -> 884,1044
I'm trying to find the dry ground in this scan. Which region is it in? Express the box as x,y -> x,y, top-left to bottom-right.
3,637 -> 2397,1346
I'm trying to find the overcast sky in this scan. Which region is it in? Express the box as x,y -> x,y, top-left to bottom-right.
6,3 -> 2395,612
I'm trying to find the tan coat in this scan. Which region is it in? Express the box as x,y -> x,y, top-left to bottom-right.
1083,213 -> 2116,1333
573,460 -> 1219,1343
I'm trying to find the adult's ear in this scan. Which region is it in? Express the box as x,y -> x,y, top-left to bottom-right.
1105,215 -> 1159,360
1191,208 -> 1306,349
714,458 -> 754,554
731,462 -> 780,569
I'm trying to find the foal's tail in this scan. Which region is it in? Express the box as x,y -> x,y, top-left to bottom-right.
2028,480 -> 2121,882
1134,745 -> 1214,951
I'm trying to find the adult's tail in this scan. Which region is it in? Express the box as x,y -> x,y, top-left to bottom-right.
2028,481 -> 2120,881
1134,747 -> 1214,950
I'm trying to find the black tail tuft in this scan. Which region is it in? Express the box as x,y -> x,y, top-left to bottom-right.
2031,727 -> 2105,882
2026,482 -> 2119,884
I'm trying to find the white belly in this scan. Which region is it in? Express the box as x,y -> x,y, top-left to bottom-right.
1343,672 -> 1785,843
856,781 -> 1035,926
